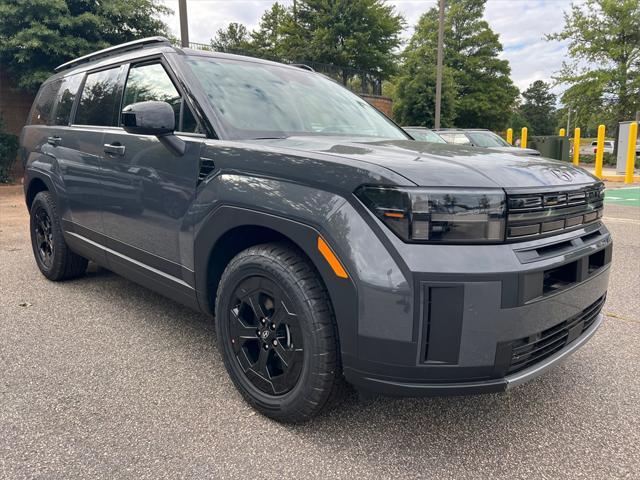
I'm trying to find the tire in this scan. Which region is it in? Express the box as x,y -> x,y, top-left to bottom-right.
30,191 -> 88,281
215,242 -> 345,423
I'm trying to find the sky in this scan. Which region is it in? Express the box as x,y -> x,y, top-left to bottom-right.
159,0 -> 579,95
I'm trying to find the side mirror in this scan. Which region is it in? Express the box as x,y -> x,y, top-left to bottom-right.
122,101 -> 175,135
121,101 -> 185,156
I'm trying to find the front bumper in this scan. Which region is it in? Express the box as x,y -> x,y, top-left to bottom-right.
328,202 -> 612,396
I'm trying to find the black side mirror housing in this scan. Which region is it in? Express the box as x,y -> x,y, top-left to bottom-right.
121,101 -> 185,156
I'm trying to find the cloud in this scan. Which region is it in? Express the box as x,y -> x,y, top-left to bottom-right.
160,0 -> 578,94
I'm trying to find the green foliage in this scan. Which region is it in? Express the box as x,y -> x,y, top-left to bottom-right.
209,0 -> 404,80
519,80 -> 557,135
0,0 -> 171,92
393,0 -> 518,129
548,0 -> 640,125
211,22 -> 253,52
0,117 -> 19,183
284,0 -> 405,79
250,3 -> 293,59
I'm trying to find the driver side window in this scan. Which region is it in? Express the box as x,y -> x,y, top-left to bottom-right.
122,62 -> 201,134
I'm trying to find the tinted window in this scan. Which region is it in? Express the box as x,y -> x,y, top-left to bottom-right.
123,63 -> 199,133
53,74 -> 83,126
30,80 -> 61,125
75,67 -> 122,126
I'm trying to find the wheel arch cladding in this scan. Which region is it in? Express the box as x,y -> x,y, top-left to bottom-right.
194,206 -> 359,358
26,177 -> 50,210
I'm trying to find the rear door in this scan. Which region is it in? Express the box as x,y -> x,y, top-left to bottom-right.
100,59 -> 204,273
56,65 -> 126,235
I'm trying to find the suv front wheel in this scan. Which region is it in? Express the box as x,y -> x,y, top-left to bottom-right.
215,242 -> 345,422
29,191 -> 88,281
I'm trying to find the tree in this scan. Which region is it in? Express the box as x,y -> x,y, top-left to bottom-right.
519,80 -> 556,135
211,22 -> 253,52
394,0 -> 518,129
250,3 -> 292,59
281,0 -> 405,82
0,0 -> 170,91
547,0 -> 640,129
393,14 -> 457,127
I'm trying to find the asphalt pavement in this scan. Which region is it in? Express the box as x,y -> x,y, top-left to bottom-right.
1,184 -> 639,479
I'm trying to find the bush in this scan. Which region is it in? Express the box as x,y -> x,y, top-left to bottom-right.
578,152 -> 616,166
0,118 -> 19,183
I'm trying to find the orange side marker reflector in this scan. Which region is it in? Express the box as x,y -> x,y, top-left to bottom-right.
317,236 -> 349,279
383,211 -> 405,219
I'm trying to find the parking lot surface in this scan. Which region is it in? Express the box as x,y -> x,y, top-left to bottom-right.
1,184 -> 639,479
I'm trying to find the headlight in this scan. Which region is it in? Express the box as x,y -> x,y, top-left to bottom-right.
355,186 -> 506,243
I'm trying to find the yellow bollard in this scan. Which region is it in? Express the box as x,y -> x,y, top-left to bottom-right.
594,124 -> 606,179
625,122 -> 638,184
521,127 -> 528,149
573,127 -> 581,166
559,128 -> 566,137
506,128 -> 513,145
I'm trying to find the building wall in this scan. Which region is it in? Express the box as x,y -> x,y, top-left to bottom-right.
361,94 -> 393,118
0,71 -> 34,136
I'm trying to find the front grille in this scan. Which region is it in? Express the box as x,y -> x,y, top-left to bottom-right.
506,184 -> 605,240
506,295 -> 605,374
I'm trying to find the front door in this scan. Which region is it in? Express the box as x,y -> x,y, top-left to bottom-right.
100,60 -> 203,274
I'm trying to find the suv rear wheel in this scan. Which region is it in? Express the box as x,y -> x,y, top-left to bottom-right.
215,242 -> 344,422
29,191 -> 88,281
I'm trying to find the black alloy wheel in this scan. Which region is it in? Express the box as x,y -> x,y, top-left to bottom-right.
33,208 -> 54,268
228,276 -> 304,396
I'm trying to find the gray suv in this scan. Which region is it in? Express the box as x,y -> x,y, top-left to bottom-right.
21,37 -> 612,422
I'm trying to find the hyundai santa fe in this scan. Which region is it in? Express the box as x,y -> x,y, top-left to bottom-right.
21,37 -> 612,422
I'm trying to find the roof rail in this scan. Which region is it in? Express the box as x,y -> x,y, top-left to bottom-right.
290,64 -> 315,72
54,36 -> 171,72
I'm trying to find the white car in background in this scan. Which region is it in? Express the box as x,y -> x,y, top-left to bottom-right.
591,140 -> 615,154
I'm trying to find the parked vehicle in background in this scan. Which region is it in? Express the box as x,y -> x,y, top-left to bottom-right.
591,140 -> 615,154
403,127 -> 446,144
436,128 -> 542,156
21,37 -> 611,423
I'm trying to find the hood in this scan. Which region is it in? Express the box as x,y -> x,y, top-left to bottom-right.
485,146 -> 541,156
252,136 -> 598,189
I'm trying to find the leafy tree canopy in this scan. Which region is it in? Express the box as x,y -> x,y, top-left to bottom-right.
519,80 -> 557,135
0,0 -> 171,92
547,0 -> 640,126
393,0 -> 518,130
209,0 -> 404,80
211,22 -> 253,52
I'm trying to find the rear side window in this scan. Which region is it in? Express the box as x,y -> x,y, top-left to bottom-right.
29,80 -> 61,125
53,74 -> 83,126
123,62 -> 200,133
74,67 -> 123,126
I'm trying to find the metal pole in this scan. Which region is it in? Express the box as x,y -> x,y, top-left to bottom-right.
434,0 -> 445,129
566,107 -> 571,134
179,0 -> 189,48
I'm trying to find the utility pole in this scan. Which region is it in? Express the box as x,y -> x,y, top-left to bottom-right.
434,0 -> 445,129
179,0 -> 189,48
566,107 -> 571,134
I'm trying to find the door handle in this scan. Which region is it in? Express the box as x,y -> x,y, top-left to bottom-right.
103,143 -> 126,156
47,136 -> 62,146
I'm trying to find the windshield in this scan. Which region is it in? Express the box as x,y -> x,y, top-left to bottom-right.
467,131 -> 511,148
186,56 -> 407,141
406,128 -> 446,143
